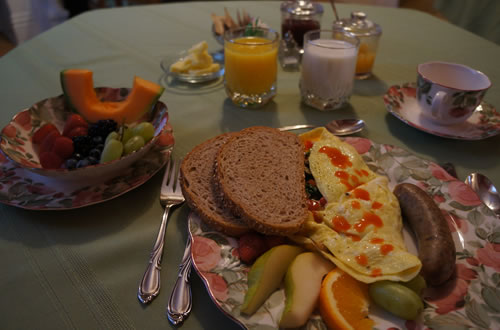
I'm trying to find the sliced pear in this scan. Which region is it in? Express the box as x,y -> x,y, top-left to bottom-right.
279,252 -> 335,328
241,244 -> 303,315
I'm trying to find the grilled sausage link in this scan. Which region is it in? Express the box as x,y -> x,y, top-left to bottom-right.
394,183 -> 456,286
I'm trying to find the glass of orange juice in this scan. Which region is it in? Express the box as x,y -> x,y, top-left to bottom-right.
224,27 -> 279,108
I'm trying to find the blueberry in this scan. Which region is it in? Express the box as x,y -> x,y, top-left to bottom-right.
76,159 -> 90,168
89,148 -> 101,159
96,144 -> 104,151
65,158 -> 77,170
73,153 -> 83,160
87,156 -> 99,165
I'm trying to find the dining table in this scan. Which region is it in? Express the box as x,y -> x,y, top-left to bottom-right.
1,1 -> 499,329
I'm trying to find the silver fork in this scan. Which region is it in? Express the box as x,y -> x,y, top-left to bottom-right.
138,157 -> 185,304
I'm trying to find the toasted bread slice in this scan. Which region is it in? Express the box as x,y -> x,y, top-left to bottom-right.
215,126 -> 308,235
180,133 -> 250,237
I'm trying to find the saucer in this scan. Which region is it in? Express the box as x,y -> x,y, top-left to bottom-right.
383,83 -> 500,140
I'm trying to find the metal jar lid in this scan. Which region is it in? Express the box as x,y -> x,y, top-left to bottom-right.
333,11 -> 382,37
281,0 -> 324,18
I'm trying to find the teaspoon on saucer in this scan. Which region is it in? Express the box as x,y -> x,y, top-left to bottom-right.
465,173 -> 500,217
279,119 -> 365,136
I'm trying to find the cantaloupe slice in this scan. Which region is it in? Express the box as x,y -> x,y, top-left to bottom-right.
60,69 -> 164,123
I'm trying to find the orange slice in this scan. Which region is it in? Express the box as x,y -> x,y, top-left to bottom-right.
319,268 -> 374,330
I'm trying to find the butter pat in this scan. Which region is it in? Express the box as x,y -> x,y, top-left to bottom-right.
170,41 -> 220,75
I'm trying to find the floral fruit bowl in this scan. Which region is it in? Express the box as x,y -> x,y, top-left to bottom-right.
0,87 -> 169,180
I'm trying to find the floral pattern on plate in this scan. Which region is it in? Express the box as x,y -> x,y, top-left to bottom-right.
384,83 -> 500,140
0,126 -> 174,210
189,137 -> 500,330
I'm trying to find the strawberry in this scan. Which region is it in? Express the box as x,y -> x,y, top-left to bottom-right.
39,151 -> 63,169
52,136 -> 74,159
66,126 -> 88,139
238,233 -> 268,264
32,123 -> 58,145
39,130 -> 61,154
63,114 -> 88,137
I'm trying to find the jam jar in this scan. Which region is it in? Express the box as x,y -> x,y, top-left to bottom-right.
281,0 -> 324,50
333,11 -> 382,79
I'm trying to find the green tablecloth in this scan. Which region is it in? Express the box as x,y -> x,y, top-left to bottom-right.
0,2 -> 499,329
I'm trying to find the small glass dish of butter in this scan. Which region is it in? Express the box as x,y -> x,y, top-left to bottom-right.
161,41 -> 224,84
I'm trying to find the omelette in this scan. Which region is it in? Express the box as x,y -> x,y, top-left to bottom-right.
293,128 -> 421,284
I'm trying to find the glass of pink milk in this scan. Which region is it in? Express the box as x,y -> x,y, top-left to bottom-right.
300,29 -> 359,111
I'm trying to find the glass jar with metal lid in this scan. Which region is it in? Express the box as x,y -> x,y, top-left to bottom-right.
281,0 -> 324,51
333,11 -> 382,79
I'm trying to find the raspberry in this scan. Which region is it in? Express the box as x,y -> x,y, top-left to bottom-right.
238,233 -> 268,264
238,245 -> 260,265
39,151 -> 63,169
32,123 -> 58,145
63,114 -> 88,137
53,136 -> 74,159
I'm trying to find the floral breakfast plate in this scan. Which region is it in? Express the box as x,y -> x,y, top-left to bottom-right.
189,137 -> 500,329
384,83 -> 500,140
0,126 -> 174,210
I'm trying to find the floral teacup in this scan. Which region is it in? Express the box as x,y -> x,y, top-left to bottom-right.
417,61 -> 491,126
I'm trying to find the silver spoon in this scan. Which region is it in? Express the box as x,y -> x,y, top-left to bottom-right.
465,173 -> 500,217
167,237 -> 192,325
329,0 -> 340,21
279,119 -> 365,136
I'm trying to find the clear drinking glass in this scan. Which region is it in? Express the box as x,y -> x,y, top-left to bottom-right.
300,29 -> 359,111
224,27 -> 280,108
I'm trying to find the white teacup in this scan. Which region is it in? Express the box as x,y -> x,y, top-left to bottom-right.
416,61 -> 491,125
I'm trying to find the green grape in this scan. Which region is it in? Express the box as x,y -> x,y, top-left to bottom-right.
402,275 -> 426,296
132,122 -> 155,142
369,280 -> 424,320
123,135 -> 145,155
105,131 -> 119,145
100,139 -> 123,164
122,126 -> 134,144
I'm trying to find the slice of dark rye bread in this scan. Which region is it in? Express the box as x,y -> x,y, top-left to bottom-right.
214,126 -> 308,235
180,133 -> 250,237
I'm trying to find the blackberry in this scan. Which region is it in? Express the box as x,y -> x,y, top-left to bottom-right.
88,119 -> 118,139
72,135 -> 94,156
92,135 -> 103,146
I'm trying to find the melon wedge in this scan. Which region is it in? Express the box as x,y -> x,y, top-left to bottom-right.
60,69 -> 164,123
